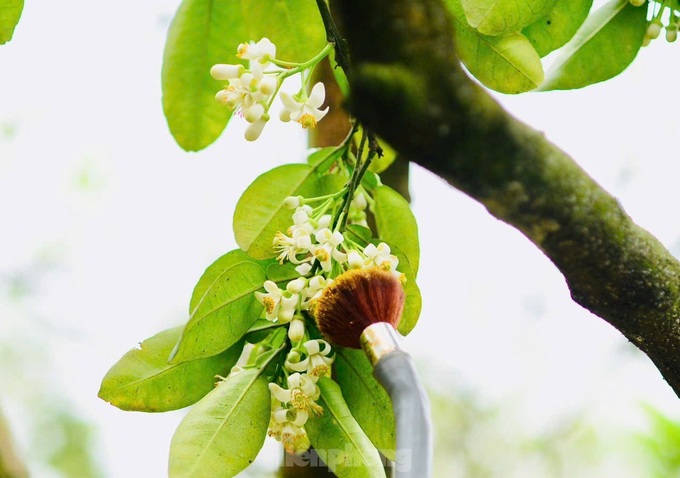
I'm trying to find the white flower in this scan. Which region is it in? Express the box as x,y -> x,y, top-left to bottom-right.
214,63 -> 276,140
286,340 -> 334,380
347,250 -> 370,269
273,228 -> 313,264
254,280 -> 283,321
268,406 -> 310,454
237,37 -> 276,65
364,242 -> 399,271
279,82 -> 329,129
313,228 -> 346,272
300,275 -> 331,310
255,280 -> 298,323
269,373 -> 323,416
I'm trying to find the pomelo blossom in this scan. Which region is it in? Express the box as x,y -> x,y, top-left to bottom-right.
279,82 -> 329,129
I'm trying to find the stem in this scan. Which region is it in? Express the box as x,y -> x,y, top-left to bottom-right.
315,0 -> 351,75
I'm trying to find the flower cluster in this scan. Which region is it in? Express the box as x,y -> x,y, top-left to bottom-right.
630,0 -> 680,45
211,38 -> 330,141
255,188 -> 404,453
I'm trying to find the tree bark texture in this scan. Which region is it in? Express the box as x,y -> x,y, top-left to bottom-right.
334,0 -> 680,398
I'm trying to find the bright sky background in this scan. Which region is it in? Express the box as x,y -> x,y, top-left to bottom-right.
1,1 -> 680,477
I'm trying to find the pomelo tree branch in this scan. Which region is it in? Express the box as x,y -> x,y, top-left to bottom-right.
333,0 -> 680,397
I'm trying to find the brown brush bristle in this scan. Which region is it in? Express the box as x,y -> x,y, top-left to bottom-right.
312,267 -> 405,348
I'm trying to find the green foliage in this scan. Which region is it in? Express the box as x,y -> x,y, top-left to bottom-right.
389,244 -> 422,335
461,0 -> 558,36
522,0 -> 593,57
233,163 -> 339,259
161,0 -> 325,151
171,261 -> 266,363
306,378 -> 387,478
448,0 -> 648,93
189,249 -> 270,315
168,369 -> 271,478
334,348 -> 396,460
373,185 -> 420,276
638,406 -> 680,477
539,0 -> 647,91
98,327 -> 243,412
161,0 -> 240,152
0,0 -> 23,44
447,0 -> 544,94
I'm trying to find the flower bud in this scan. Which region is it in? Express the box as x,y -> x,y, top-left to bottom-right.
288,318 -> 305,342
210,63 -> 244,80
244,117 -> 268,142
283,196 -> 302,209
647,21 -> 662,40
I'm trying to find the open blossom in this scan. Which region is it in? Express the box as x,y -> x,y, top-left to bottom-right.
254,280 -> 298,323
364,242 -> 399,271
313,228 -> 346,272
237,37 -> 276,65
269,373 -> 323,416
285,340 -> 334,380
268,406 -> 310,454
279,82 -> 329,129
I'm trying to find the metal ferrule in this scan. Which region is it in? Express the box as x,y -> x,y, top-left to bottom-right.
360,322 -> 402,366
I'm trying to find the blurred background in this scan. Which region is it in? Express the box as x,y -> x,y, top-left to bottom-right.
1,0 -> 680,476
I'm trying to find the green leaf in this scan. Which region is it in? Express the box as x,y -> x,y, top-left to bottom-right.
522,0 -> 593,57
190,249 -> 271,315
368,139 -> 398,174
0,0 -> 23,45
390,244 -> 422,336
373,185 -> 420,277
266,262 -> 300,284
169,369 -> 270,478
334,348 -> 396,460
240,0 -> 326,62
330,48 -> 350,97
161,0 -> 325,152
172,261 -> 266,363
539,0 -> 647,91
345,224 -> 372,246
307,145 -> 347,173
446,0 -> 544,94
234,163 -> 344,259
461,0 -> 558,36
98,327 -> 242,412
161,0 -> 241,151
306,378 -> 386,478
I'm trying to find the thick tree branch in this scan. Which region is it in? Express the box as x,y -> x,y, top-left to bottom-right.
335,0 -> 680,397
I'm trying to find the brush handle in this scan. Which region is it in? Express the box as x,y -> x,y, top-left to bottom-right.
373,350 -> 432,478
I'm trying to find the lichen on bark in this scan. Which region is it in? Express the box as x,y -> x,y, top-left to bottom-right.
334,0 -> 680,397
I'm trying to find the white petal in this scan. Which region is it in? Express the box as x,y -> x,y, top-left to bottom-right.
287,373 -> 302,389
304,340 -> 320,355
243,103 -> 265,123
215,90 -> 229,104
269,383 -> 291,403
264,280 -> 280,294
307,82 -> 326,108
279,109 -> 292,122
280,91 -> 301,112
295,263 -> 312,276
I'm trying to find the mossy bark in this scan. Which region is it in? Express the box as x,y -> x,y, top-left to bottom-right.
335,0 -> 680,397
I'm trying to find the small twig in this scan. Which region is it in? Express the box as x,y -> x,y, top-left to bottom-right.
315,0 -> 352,75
